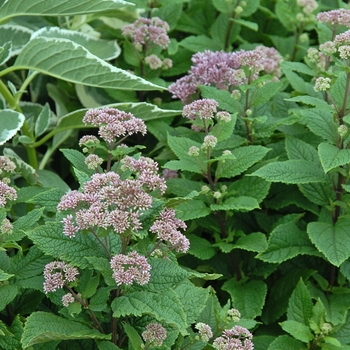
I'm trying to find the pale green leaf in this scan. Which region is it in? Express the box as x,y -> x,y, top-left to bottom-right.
0,24 -> 32,56
216,146 -> 270,179
232,18 -> 258,31
179,35 -> 221,52
318,142 -> 350,173
222,279 -> 267,319
34,103 -> 51,138
21,311 -> 110,348
188,235 -> 217,260
0,269 -> 14,282
210,196 -> 260,211
257,222 -> 320,263
0,110 -> 25,145
0,41 -> 12,65
251,160 -> 326,184
234,232 -> 268,253
112,290 -> 188,335
267,335 -> 305,350
0,0 -> 132,23
14,37 -> 160,91
175,200 -> 211,220
280,320 -> 313,343
32,27 -> 121,61
307,217 -> 350,266
287,279 -> 313,325
36,169 -> 70,192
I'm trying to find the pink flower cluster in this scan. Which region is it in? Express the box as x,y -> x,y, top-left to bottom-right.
43,261 -> 79,293
82,108 -> 146,145
0,181 -> 17,208
183,99 -> 219,120
122,17 -> 170,50
58,158 -> 166,237
168,47 -> 282,103
110,251 -> 151,286
0,156 -> 16,173
150,208 -> 189,253
142,322 -> 167,346
212,326 -> 254,350
316,9 -> 350,27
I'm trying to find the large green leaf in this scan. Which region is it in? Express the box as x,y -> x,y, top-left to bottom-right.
308,217 -> 350,266
32,27 -> 121,61
257,222 -> 320,264
210,196 -> 260,212
0,109 -> 25,145
318,142 -> 350,173
13,37 -> 160,91
251,160 -> 327,184
0,0 -> 132,23
21,312 -> 110,348
222,279 -> 267,319
112,289 -> 188,335
267,335 -> 305,350
285,136 -> 319,163
280,320 -> 313,343
0,24 -> 32,56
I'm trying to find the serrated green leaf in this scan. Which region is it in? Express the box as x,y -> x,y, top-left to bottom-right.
267,335 -> 305,350
251,160 -> 326,184
281,61 -> 317,77
175,200 -> 211,221
175,283 -> 209,324
0,0 -> 132,23
211,113 -> 237,142
187,235 -> 216,260
0,285 -> 18,312
0,110 -> 25,145
252,81 -> 284,107
235,232 -> 268,253
232,18 -> 258,31
112,289 -> 187,335
318,142 -> 350,173
60,148 -> 94,176
36,169 -> 70,192
27,222 -> 108,268
280,320 -> 313,343
257,222 -> 319,264
21,311 -> 110,348
33,27 -> 120,61
307,217 -> 350,266
27,188 -> 65,212
179,35 -> 221,52
0,269 -> 14,282
216,146 -> 270,180
222,279 -> 267,319
285,96 -> 332,110
211,196 -> 259,211
325,294 -> 350,326
285,136 -> 319,163
287,279 -> 313,325
13,37 -> 160,91
240,0 -> 260,17
330,72 -> 350,109
298,182 -> 334,206
200,85 -> 239,113
332,314 -> 350,344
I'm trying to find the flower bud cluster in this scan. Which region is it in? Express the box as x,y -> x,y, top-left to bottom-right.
141,322 -> 167,346
110,251 -> 151,286
0,156 -> 17,208
195,323 -> 213,342
212,326 -> 254,350
43,261 -> 79,293
313,77 -> 331,92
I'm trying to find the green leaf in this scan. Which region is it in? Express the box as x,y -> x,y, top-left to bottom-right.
251,160 -> 326,184
14,37 -> 160,91
298,182 -> 334,206
234,232 -> 268,253
257,222 -> 320,264
123,323 -> 143,350
179,35 -> 221,52
0,269 -> 14,282
285,136 -> 319,163
112,289 -> 188,335
232,18 -> 258,31
210,196 -> 260,212
326,294 -> 350,326
318,142 -> 350,173
0,110 -> 25,145
280,320 -> 313,343
27,222 -> 109,268
200,85 -> 239,113
216,146 -> 270,180
222,279 -> 267,319
60,149 -> 94,176
240,0 -> 260,17
21,311 -> 110,348
211,113 -> 237,142
252,81 -> 284,107
0,41 -> 12,66
96,340 -> 122,350
27,188 -> 65,212
175,200 -> 211,220
36,169 -> 70,192
0,24 -> 32,56
165,135 -> 206,174
307,217 -> 350,266
267,335 -> 305,350
34,103 -> 51,138
0,285 -> 18,312
32,27 -> 121,61
287,279 -> 313,325
285,96 -> 332,110
187,235 -> 217,260
0,0 -> 132,22
329,71 -> 349,109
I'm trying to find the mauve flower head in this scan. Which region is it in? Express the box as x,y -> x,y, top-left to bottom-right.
213,326 -> 254,350
110,251 -> 151,286
145,54 -> 163,70
122,17 -> 170,50
142,322 -> 167,346
82,107 -> 146,145
150,208 -> 189,253
183,99 -> 218,120
195,323 -> 213,342
0,180 -> 17,208
162,168 -> 178,179
0,156 -> 16,174
169,47 -> 282,103
317,9 -> 350,27
43,261 -> 79,293
62,293 -> 75,307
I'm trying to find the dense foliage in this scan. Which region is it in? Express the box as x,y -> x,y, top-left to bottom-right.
1,0 -> 350,349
